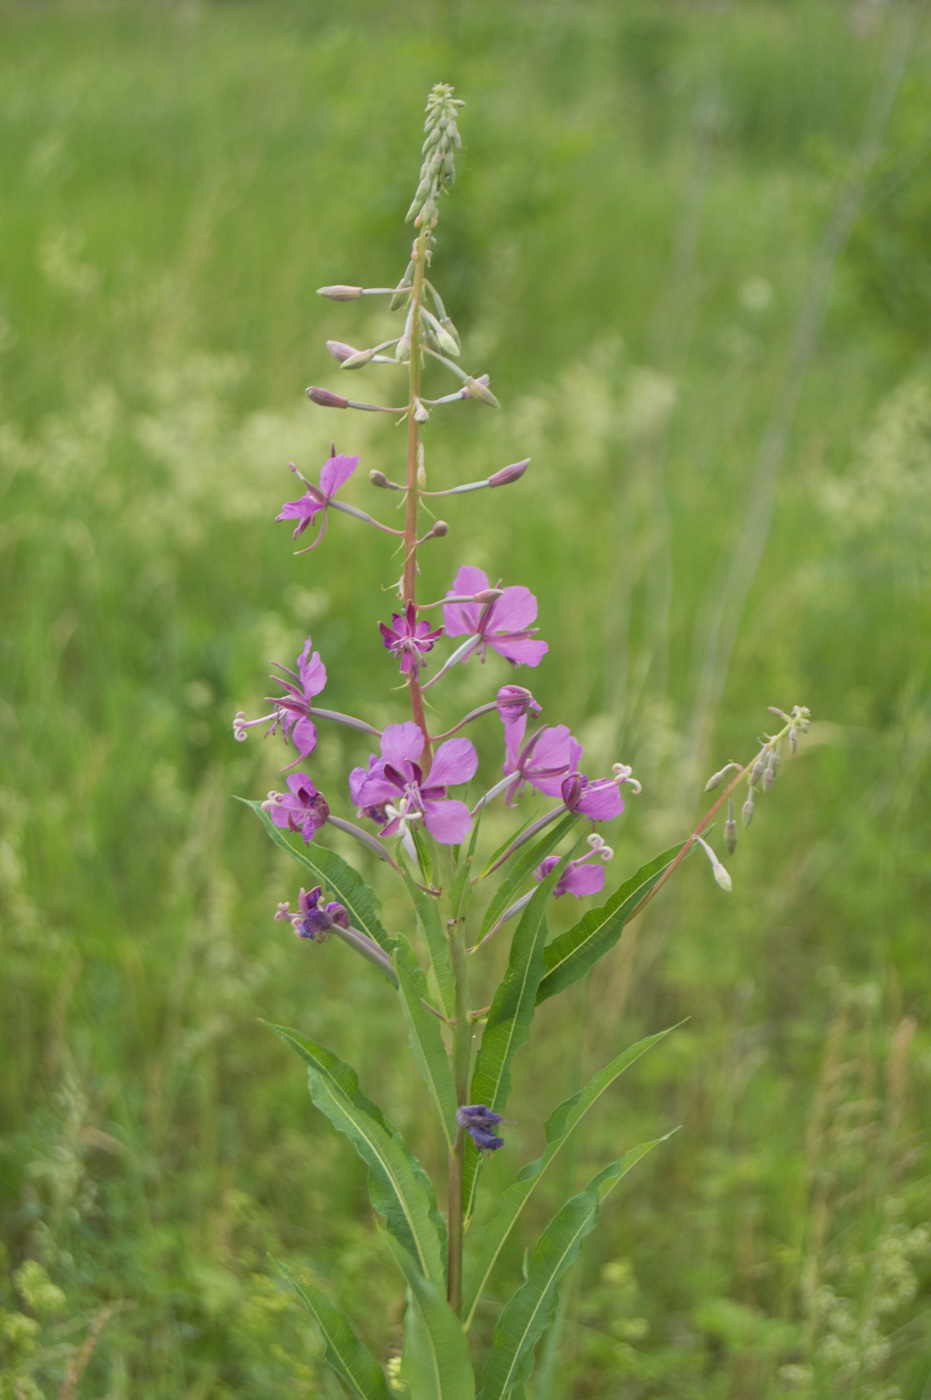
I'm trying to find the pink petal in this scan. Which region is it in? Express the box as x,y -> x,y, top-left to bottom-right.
559,862 -> 606,898
576,782 -> 624,821
298,646 -> 327,697
423,798 -> 472,844
489,636 -> 549,667
357,773 -> 399,807
502,714 -> 527,770
276,492 -> 324,522
443,565 -> 489,637
487,585 -> 538,634
291,716 -> 318,757
349,762 -> 378,805
380,721 -> 424,767
319,453 -> 358,499
426,738 -> 478,790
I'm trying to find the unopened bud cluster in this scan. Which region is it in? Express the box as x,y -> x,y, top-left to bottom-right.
700,705 -> 810,893
406,83 -> 464,228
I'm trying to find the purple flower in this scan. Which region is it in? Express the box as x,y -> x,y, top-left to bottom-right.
443,566 -> 548,668
276,885 -> 350,941
276,451 -> 358,551
503,724 -> 577,804
233,639 -> 327,760
262,773 -> 329,843
379,601 -> 443,677
560,769 -> 624,822
457,1104 -> 505,1153
535,852 -> 606,899
350,721 -> 478,846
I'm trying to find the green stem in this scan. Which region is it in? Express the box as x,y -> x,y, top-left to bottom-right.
404,228 -> 431,759
447,889 -> 472,1315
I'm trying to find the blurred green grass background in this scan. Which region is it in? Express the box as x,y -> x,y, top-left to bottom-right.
1,1 -> 930,1395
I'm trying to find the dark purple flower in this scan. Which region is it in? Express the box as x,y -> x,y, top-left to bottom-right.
503,723 -> 577,804
560,768 -> 624,822
457,1104 -> 505,1152
233,639 -> 327,760
277,885 -> 350,941
262,773 -> 329,843
350,721 -> 477,847
276,451 -> 359,550
379,601 -> 443,677
443,566 -> 548,668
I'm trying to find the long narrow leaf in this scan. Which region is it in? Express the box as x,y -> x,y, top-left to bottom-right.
477,814 -> 577,939
463,850 -> 575,1218
536,844 -> 684,1004
273,1258 -> 392,1400
401,866 -> 457,1019
393,934 -> 458,1149
462,1026 -> 677,1327
384,1233 -> 476,1400
243,799 -> 393,952
478,1136 -> 673,1400
268,1024 -> 446,1289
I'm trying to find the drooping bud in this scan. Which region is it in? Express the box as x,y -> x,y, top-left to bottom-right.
741,795 -> 755,828
749,751 -> 767,786
713,861 -> 733,893
724,797 -> 738,855
704,768 -> 726,793
390,261 -> 415,311
413,399 -> 430,423
496,684 -> 541,723
463,375 -> 500,408
395,334 -> 411,362
762,755 -> 776,794
790,725 -> 798,753
489,458 -> 530,488
472,588 -> 504,603
431,520 -> 448,538
369,470 -> 391,489
306,386 -> 349,409
317,285 -> 364,301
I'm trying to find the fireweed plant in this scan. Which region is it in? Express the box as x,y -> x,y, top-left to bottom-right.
234,86 -> 811,1398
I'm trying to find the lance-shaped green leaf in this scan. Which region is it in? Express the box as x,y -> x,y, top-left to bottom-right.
273,1258 -> 392,1400
536,844 -> 684,1005
268,1024 -> 446,1289
462,1025 -> 676,1328
243,799 -> 393,952
383,1232 -> 476,1400
463,850 -> 575,1218
478,1136 -> 673,1400
393,934 -> 458,1149
477,814 -> 576,940
401,866 -> 456,1020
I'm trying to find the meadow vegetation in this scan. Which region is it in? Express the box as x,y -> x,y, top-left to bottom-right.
1,1 -> 929,1396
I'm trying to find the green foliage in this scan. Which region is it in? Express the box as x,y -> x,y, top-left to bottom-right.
477,1139 -> 668,1400
269,1025 -> 447,1289
392,934 -> 459,1148
275,1259 -> 393,1400
536,843 -> 684,1003
386,1233 -> 476,1400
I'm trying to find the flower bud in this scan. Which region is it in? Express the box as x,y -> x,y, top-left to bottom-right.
431,520 -> 448,537
713,862 -> 733,893
724,796 -> 738,855
472,588 -> 504,603
339,347 -> 377,369
749,752 -> 766,786
790,725 -> 798,753
326,340 -> 360,363
316,285 -> 364,300
395,334 -> 411,362
704,768 -> 725,793
741,795 -> 755,828
463,375 -> 500,408
440,316 -> 461,351
369,470 -> 391,489
762,758 -> 776,794
413,400 -> 430,423
489,458 -> 530,488
306,386 -> 349,409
